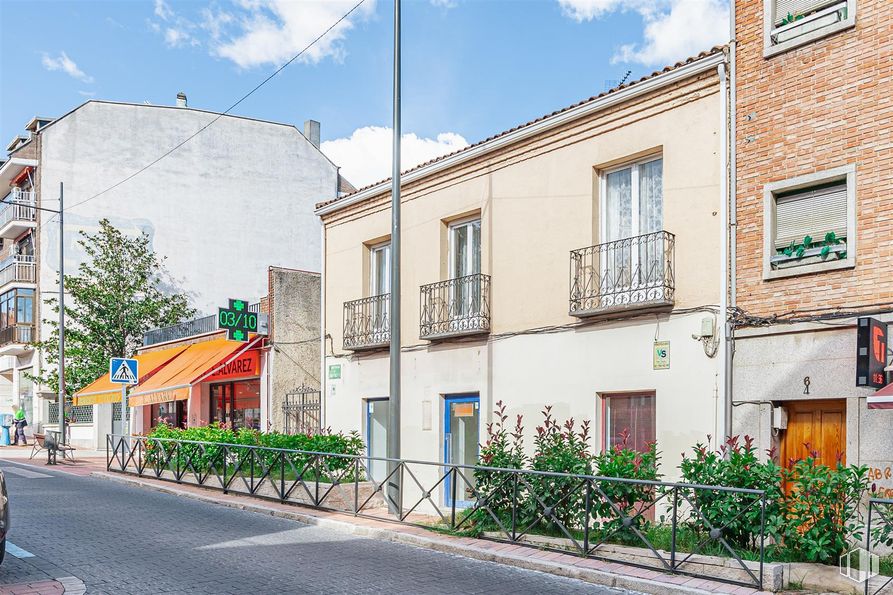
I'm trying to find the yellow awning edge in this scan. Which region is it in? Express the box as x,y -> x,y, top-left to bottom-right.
72,345 -> 190,406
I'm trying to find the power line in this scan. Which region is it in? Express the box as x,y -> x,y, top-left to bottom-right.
60,0 -> 368,214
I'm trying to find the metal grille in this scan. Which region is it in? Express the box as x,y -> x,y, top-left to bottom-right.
419,274 -> 490,340
570,230 -> 675,317
144,302 -> 261,345
0,255 -> 36,287
283,384 -> 321,434
112,402 -> 131,422
0,324 -> 32,346
48,399 -> 94,424
343,294 -> 390,350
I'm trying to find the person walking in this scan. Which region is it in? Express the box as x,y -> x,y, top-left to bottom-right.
12,406 -> 27,446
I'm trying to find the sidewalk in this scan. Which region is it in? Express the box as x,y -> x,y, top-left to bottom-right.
45,462 -> 769,595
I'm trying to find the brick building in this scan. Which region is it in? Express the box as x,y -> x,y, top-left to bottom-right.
731,0 -> 893,492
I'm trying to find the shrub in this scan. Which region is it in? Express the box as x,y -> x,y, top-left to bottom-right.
473,401 -> 525,526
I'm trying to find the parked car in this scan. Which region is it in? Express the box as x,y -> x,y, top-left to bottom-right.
0,469 -> 7,564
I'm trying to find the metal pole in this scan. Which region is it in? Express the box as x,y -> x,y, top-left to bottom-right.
121,385 -> 128,456
387,0 -> 402,515
57,182 -> 66,450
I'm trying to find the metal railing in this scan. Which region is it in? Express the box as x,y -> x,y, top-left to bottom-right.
419,273 -> 490,340
144,302 -> 261,346
343,294 -> 390,350
0,189 -> 37,228
107,434 -> 766,589
865,498 -> 893,595
49,400 -> 94,424
0,324 -> 33,346
0,255 -> 36,288
570,230 -> 675,317
283,384 -> 321,434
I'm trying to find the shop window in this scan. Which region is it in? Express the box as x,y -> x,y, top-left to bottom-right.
764,0 -> 855,57
763,165 -> 856,280
602,393 -> 655,453
210,380 -> 261,430
150,401 -> 186,428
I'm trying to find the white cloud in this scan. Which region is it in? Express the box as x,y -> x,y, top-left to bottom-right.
557,0 -> 729,67
78,90 -> 96,97
154,0 -> 174,20
41,52 -> 94,83
210,0 -> 377,68
164,27 -> 199,48
321,126 -> 469,189
430,0 -> 458,8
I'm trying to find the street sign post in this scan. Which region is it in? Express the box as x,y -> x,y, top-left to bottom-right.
218,298 -> 258,342
109,358 -> 138,446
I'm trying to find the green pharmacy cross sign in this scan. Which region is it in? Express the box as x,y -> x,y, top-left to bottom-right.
218,298 -> 258,342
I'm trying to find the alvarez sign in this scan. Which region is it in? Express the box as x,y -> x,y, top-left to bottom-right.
208,350 -> 260,381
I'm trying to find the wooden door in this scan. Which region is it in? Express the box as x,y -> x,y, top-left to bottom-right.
782,399 -> 846,469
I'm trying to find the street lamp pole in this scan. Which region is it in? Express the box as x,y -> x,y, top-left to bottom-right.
387,0 -> 402,514
57,182 -> 66,449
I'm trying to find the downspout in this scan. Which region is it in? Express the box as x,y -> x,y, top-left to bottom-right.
320,171 -> 335,428
718,61 -> 730,442
726,8 -> 739,441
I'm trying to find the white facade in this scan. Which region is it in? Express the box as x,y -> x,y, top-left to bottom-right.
2,99 -> 338,446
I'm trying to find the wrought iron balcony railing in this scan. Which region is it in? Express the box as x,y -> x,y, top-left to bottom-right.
343,293 -> 390,350
0,189 -> 37,229
570,230 -> 675,317
0,324 -> 33,347
420,273 -> 490,340
0,255 -> 36,288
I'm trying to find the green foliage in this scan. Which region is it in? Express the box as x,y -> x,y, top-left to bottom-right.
779,231 -> 845,262
779,11 -> 805,25
780,455 -> 868,563
143,423 -> 365,481
474,400 -> 525,526
33,219 -> 194,395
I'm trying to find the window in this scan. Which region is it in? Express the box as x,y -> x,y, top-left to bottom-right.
449,218 -> 481,280
764,0 -> 855,57
602,393 -> 655,453
0,288 -> 33,329
210,380 -> 261,430
369,242 -> 390,297
763,165 -> 856,280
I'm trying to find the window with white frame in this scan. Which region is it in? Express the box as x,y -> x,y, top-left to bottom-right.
765,0 -> 854,56
763,165 -> 856,279
369,242 -> 390,297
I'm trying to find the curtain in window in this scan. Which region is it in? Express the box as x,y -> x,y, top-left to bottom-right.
638,160 -> 664,285
604,394 -> 656,453
605,169 -> 632,242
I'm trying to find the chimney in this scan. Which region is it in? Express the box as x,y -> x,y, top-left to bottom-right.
176,92 -> 187,107
304,120 -> 320,148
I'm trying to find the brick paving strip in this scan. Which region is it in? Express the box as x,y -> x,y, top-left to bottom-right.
0,576 -> 86,595
34,457 -> 767,595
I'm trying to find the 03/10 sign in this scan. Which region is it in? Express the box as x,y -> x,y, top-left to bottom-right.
218,298 -> 257,342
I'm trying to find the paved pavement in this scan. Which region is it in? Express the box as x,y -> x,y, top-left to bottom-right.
0,459 -> 630,594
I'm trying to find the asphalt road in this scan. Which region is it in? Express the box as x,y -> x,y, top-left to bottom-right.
0,460 -> 629,595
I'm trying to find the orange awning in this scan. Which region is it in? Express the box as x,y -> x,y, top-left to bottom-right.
72,345 -> 189,406
868,382 -> 893,409
128,336 -> 262,407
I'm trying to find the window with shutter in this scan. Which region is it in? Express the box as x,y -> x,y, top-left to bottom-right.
774,182 -> 847,249
774,0 -> 840,24
765,0 -> 854,57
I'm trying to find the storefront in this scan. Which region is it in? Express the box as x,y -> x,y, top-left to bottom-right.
207,350 -> 262,430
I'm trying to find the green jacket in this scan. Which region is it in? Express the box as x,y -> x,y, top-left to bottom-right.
14,409 -> 25,420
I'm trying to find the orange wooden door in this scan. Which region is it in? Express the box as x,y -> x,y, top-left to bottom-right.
782,400 -> 846,469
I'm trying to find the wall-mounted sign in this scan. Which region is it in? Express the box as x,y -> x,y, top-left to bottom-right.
653,341 -> 670,370
208,350 -> 260,381
218,298 -> 258,342
857,317 -> 888,388
328,364 -> 342,380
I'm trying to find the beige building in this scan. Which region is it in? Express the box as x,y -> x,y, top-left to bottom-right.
317,48 -> 730,498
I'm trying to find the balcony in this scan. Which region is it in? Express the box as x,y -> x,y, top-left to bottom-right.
0,255 -> 36,291
419,274 -> 490,341
143,303 -> 265,346
569,230 -> 675,318
0,189 -> 37,239
0,324 -> 33,356
343,294 -> 390,351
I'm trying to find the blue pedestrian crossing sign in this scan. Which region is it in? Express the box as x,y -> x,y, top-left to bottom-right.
109,358 -> 139,385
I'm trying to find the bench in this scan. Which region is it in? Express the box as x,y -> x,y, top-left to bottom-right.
42,431 -> 77,465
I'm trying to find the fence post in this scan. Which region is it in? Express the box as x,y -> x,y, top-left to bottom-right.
759,492 -> 766,591
450,467 -> 457,528
583,479 -> 592,555
222,445 -> 229,494
106,435 -> 111,471
354,458 -> 360,515
512,471 -> 519,542
670,486 -> 678,570
865,501 -> 873,595
250,448 -> 256,494
280,451 -> 286,502
175,441 -> 181,483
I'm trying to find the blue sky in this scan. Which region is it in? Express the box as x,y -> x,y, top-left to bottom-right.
0,0 -> 728,187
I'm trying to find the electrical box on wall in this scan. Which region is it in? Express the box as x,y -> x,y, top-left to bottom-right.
772,406 -> 788,430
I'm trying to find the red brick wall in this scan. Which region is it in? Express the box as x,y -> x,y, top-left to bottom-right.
735,0 -> 893,320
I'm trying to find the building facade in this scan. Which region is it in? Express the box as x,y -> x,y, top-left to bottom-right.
1,97 -> 339,446
319,48 -> 730,503
731,0 -> 893,493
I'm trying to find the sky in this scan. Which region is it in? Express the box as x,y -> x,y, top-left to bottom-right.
0,0 -> 729,188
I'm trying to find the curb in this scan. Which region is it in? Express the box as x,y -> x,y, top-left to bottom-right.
91,471 -> 735,595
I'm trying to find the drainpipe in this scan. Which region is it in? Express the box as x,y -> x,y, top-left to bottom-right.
718,61 -> 730,442
726,8 -> 739,442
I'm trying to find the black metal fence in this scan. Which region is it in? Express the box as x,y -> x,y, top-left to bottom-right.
570,230 -> 675,316
419,274 -> 490,340
144,302 -> 262,346
107,434 -> 766,589
866,498 -> 893,595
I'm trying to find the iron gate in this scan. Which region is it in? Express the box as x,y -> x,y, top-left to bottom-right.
283,384 -> 321,434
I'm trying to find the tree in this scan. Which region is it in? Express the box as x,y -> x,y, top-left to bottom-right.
34,219 -> 195,395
